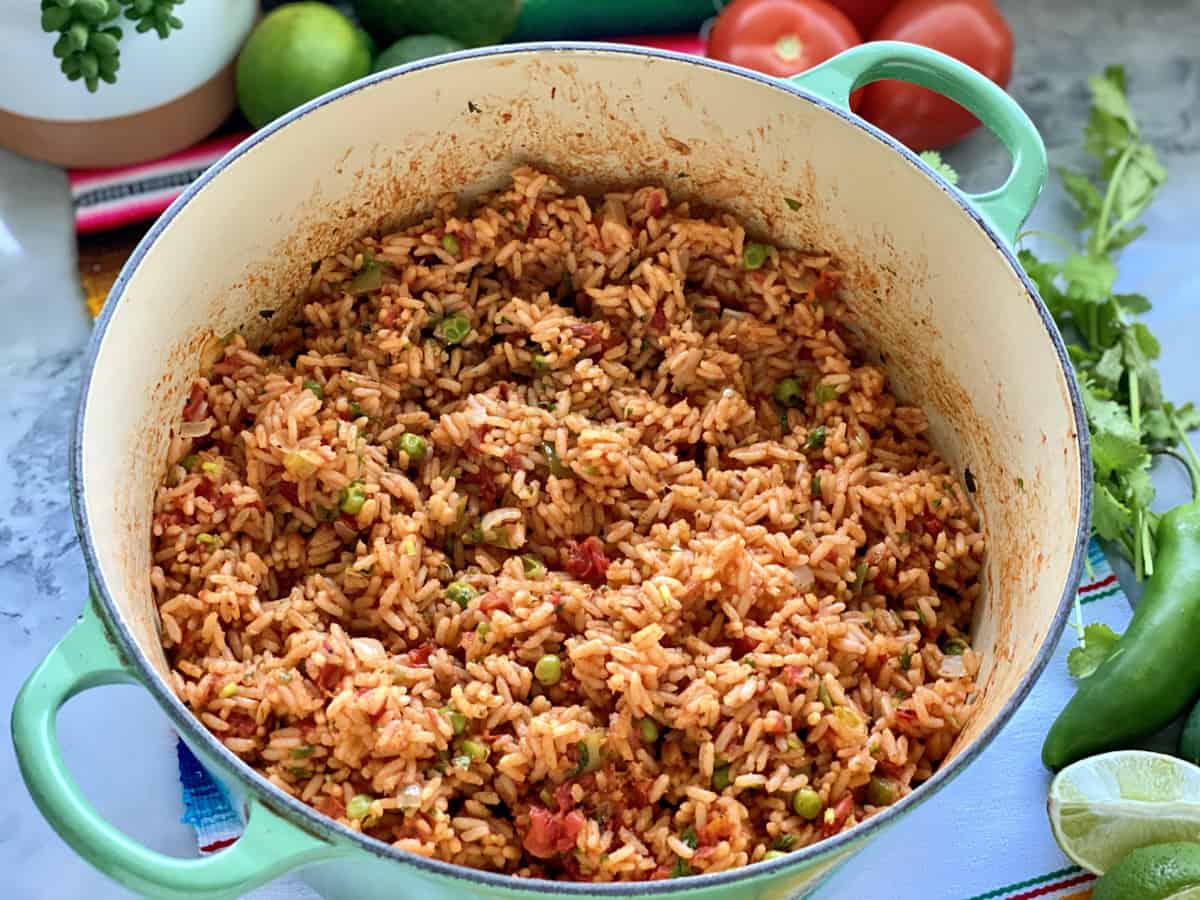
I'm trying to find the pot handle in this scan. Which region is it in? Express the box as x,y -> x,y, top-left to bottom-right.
11,599 -> 342,899
789,40 -> 1047,245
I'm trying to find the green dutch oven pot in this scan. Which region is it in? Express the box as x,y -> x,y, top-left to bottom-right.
13,42 -> 1089,899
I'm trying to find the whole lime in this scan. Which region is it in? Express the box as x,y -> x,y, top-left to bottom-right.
372,35 -> 467,73
236,2 -> 372,129
1093,842 -> 1200,900
353,0 -> 518,47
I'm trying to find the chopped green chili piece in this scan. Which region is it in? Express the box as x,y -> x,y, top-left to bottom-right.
179,454 -> 199,472
786,733 -> 803,750
219,681 -> 238,699
638,718 -> 659,744
804,426 -> 827,451
521,554 -> 546,578
444,709 -> 467,735
743,242 -> 770,270
784,197 -> 802,211
866,775 -> 898,806
772,834 -> 797,851
670,858 -> 692,878
941,638 -> 968,656
532,353 -> 550,371
572,728 -> 607,776
814,382 -> 838,404
476,622 -> 490,639
818,682 -> 834,709
792,787 -> 822,819
196,533 -> 221,546
850,562 -> 869,594
201,461 -> 220,476
349,401 -> 364,419
460,739 -> 489,762
899,647 -> 912,670
812,473 -> 822,497
339,482 -> 367,515
434,313 -> 471,346
540,442 -> 570,477
773,377 -> 805,408
347,794 -> 373,819
445,582 -> 478,609
348,260 -> 383,295
712,764 -> 731,791
289,745 -> 315,759
534,654 -> 562,686
398,432 -> 427,464
763,850 -> 787,861
452,754 -> 471,770
441,233 -> 461,257
303,378 -> 323,400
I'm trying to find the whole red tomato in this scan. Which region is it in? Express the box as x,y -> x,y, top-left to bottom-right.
859,0 -> 1014,151
707,0 -> 863,85
826,0 -> 896,35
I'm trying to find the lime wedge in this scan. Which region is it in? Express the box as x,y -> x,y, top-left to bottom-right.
1048,751 -> 1200,874
1093,842 -> 1200,900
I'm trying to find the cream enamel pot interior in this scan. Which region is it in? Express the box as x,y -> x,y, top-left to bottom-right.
13,42 -> 1090,900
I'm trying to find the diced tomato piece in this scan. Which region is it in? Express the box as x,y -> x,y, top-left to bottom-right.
182,383 -> 206,421
407,643 -> 433,666
522,806 -> 585,858
821,794 -> 854,837
561,536 -> 610,585
783,665 -> 806,686
923,514 -> 943,536
226,712 -> 258,738
699,815 -> 735,847
478,592 -> 510,614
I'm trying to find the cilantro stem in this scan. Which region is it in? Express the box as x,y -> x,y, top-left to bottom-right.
1133,507 -> 1144,580
1093,143 -> 1137,255
1167,407 -> 1200,501
1129,368 -> 1141,435
1141,516 -> 1155,577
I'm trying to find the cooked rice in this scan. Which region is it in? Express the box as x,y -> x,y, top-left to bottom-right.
150,168 -> 984,880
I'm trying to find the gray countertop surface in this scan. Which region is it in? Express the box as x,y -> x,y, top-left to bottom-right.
1,1 -> 1197,897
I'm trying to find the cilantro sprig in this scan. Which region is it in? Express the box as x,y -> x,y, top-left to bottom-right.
1018,66 -> 1199,582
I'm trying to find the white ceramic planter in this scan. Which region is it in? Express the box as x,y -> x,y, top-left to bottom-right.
0,1 -> 255,167
14,43 -> 1090,900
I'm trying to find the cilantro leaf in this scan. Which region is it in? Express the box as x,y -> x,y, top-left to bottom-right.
1092,481 -> 1133,543
919,150 -> 959,185
1082,382 -> 1148,477
1062,254 -> 1117,303
1059,168 -> 1102,221
1066,623 -> 1122,679
1115,292 -> 1152,315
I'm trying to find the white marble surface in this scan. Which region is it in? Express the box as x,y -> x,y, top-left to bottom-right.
2,1 -> 1198,896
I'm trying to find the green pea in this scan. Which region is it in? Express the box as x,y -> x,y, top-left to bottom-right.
346,793 -> 373,820
638,718 -> 659,744
773,377 -> 805,408
743,242 -> 770,270
712,764 -> 731,791
814,382 -> 838,404
441,234 -> 461,257
339,482 -> 367,515
792,787 -> 822,819
866,775 -> 898,806
460,739 -> 489,762
445,582 -> 478,609
434,313 -> 471,346
534,654 -> 562,686
399,432 -> 427,464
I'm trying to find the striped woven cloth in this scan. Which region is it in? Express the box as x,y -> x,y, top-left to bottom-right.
175,540 -> 1128,898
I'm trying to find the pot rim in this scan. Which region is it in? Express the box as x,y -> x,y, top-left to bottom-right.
71,42 -> 1091,894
